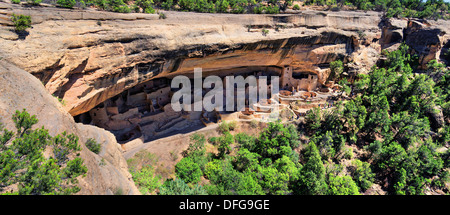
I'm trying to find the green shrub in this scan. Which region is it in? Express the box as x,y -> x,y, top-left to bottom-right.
329,60 -> 344,81
215,0 -> 229,13
297,142 -> 328,195
144,6 -> 155,13
292,4 -> 300,10
327,175 -> 360,195
445,49 -> 450,58
217,121 -> 237,133
56,0 -> 77,8
234,132 -> 256,151
53,94 -> 66,106
10,14 -> 32,32
130,165 -> 162,194
181,134 -> 208,171
107,0 -> 131,13
161,0 -> 173,10
253,4 -> 265,13
12,0 -> 21,4
99,158 -> 106,166
52,131 -> 82,165
135,0 -> 155,13
182,133 -> 206,157
169,150 -> 178,161
217,132 -> 233,158
94,0 -> 109,10
85,138 -> 101,154
351,160 -> 375,192
113,5 -> 131,13
178,0 -> 196,11
204,159 -> 222,180
231,4 -> 244,13
343,146 -> 353,159
126,150 -> 158,170
26,0 -> 41,5
132,3 -> 140,12
175,157 -> 203,184
265,5 -> 280,14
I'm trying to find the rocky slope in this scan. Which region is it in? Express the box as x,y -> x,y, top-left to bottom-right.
0,60 -> 140,195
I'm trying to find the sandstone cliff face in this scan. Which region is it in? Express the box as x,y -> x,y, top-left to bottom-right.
0,2 -> 449,117
0,60 -> 140,195
0,2 -> 384,116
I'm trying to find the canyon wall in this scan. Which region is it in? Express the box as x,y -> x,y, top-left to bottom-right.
0,3 -> 377,116
1,3 -> 449,117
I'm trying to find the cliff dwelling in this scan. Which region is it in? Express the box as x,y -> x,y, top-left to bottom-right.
74,65 -> 342,143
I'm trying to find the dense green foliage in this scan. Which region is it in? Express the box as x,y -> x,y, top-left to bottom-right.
48,0 -> 289,14
135,0 -> 156,13
15,0 -> 449,19
175,157 -> 203,183
302,43 -> 450,195
130,165 -> 163,194
0,110 -> 87,195
297,142 -> 328,194
10,14 -> 31,32
310,0 -> 449,19
329,60 -> 344,82
161,121 -> 367,195
327,175 -> 360,195
80,0 -> 132,13
56,0 -> 77,8
351,159 -> 374,191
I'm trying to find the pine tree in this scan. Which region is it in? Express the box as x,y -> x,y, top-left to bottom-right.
297,142 -> 328,195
